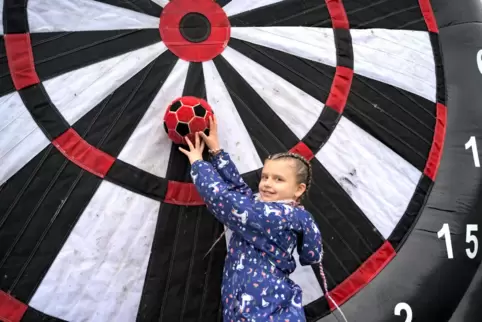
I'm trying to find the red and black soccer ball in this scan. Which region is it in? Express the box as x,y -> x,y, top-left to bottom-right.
163,96 -> 214,145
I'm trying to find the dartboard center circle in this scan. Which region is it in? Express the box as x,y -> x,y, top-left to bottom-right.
179,12 -> 211,43
159,0 -> 231,62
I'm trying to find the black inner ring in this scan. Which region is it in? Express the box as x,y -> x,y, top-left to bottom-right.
179,12 -> 211,43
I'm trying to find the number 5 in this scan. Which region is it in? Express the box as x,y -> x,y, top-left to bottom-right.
466,224 -> 478,259
394,302 -> 412,322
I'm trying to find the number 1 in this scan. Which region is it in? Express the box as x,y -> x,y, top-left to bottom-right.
465,136 -> 480,167
438,223 -> 453,259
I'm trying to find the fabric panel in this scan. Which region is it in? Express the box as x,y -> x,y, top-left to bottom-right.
0,92 -> 49,185
28,0 -> 160,32
351,29 -> 435,102
317,116 -> 421,238
223,0 -> 283,17
221,46 -> 324,140
203,59 -> 263,173
29,181 -> 160,322
43,42 -> 167,127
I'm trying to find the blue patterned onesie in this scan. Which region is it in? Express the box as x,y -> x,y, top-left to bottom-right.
190,151 -> 323,322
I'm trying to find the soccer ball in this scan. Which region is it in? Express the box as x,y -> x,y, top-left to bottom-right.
163,96 -> 214,145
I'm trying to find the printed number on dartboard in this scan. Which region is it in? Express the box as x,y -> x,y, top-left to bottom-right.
477,49 -> 482,74
438,224 -> 479,259
394,303 -> 412,322
465,136 -> 480,167
474,50 -> 482,166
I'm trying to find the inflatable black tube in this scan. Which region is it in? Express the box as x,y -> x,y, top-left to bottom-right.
319,1 -> 482,321
450,261 -> 482,322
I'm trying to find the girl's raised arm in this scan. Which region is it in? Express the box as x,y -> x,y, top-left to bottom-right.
190,159 -> 269,239
200,116 -> 252,196
209,150 -> 252,196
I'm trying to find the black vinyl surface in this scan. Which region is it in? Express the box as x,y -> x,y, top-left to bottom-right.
318,3 -> 482,321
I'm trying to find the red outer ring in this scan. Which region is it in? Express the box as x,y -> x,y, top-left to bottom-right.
326,241 -> 396,310
0,290 -> 28,322
418,0 -> 439,33
423,103 -> 447,180
4,33 -> 40,90
159,0 -> 230,62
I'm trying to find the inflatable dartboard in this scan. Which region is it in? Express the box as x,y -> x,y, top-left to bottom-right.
3,0 -> 481,321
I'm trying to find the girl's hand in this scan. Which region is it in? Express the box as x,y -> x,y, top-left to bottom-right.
179,132 -> 205,164
199,115 -> 220,152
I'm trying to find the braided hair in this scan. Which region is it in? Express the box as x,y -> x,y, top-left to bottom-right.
266,152 -> 312,201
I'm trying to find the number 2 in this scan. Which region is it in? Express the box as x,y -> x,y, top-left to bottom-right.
394,302 -> 412,322
465,136 -> 480,167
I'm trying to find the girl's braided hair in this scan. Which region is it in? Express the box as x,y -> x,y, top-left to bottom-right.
266,152 -> 312,200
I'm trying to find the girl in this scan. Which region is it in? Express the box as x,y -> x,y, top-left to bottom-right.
179,117 -> 323,321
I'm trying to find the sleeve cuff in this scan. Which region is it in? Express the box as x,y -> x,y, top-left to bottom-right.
191,159 -> 205,169
210,149 -> 227,165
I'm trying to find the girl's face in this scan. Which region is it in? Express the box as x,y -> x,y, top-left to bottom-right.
258,159 -> 306,202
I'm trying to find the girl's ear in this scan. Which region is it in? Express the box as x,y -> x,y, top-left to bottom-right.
295,183 -> 307,199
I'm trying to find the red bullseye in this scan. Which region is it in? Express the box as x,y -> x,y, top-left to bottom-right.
159,0 -> 230,62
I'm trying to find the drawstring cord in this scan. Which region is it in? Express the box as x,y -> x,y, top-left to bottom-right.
318,243 -> 348,322
203,229 -> 226,259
